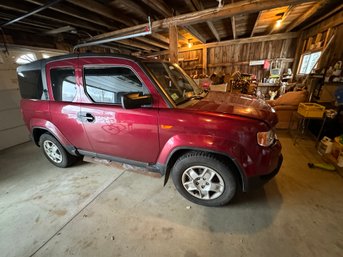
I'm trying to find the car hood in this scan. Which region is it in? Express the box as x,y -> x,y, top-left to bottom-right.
185,91 -> 277,127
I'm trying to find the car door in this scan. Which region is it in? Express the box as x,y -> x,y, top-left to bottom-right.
46,60 -> 93,151
78,58 -> 159,164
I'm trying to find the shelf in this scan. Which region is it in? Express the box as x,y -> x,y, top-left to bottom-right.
178,57 -> 199,62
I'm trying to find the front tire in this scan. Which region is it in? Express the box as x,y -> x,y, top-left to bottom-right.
39,133 -> 75,168
171,151 -> 237,207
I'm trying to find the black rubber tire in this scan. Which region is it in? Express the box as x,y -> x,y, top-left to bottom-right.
171,151 -> 237,207
39,133 -> 76,168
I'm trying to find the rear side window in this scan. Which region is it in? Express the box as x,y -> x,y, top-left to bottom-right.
50,68 -> 77,102
84,67 -> 148,104
18,70 -> 44,100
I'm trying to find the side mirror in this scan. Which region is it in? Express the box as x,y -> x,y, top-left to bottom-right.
121,92 -> 152,109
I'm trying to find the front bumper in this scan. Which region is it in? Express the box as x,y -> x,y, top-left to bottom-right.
243,154 -> 283,192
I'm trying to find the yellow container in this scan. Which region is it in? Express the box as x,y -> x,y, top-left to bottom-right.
297,103 -> 325,118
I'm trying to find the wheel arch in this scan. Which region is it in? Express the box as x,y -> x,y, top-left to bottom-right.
163,147 -> 248,191
32,126 -> 77,156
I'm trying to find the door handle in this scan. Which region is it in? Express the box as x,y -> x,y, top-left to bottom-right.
78,112 -> 95,122
85,113 -> 95,122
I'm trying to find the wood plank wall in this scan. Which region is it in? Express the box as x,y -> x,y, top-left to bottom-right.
160,38 -> 297,81
293,11 -> 343,72
206,38 -> 296,80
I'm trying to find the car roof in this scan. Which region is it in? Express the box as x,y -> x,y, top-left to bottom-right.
17,52 -> 148,72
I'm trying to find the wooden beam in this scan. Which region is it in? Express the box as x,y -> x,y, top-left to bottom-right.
66,0 -> 135,26
306,16 -> 343,37
292,32 -> 305,74
183,26 -> 206,43
187,0 -> 220,41
146,32 -> 299,56
301,4 -> 343,31
150,33 -> 174,46
169,25 -> 178,63
0,1 -> 106,32
286,0 -> 330,32
250,11 -> 261,37
141,0 -> 173,17
136,37 -> 169,49
25,0 -> 115,29
207,22 -> 221,41
115,0 -> 147,20
86,0 -> 312,43
202,47 -> 208,74
231,16 -> 237,39
119,39 -> 160,51
150,33 -> 181,48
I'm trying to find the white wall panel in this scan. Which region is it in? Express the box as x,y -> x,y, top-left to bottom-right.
0,49 -> 63,150
0,109 -> 24,131
0,52 -> 28,150
0,89 -> 21,111
0,125 -> 30,150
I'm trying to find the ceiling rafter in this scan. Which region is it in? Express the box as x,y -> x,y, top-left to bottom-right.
135,36 -> 169,49
185,0 -> 220,43
113,0 -> 147,21
182,26 -> 206,43
189,0 -> 221,41
24,0 -> 115,29
286,0 -> 330,32
86,0 -> 313,44
66,0 -> 135,27
302,3 -> 343,30
150,33 -> 169,45
0,1 -> 106,32
141,0 -> 172,17
14,0 -> 168,52
250,11 -> 261,37
118,39 -> 160,52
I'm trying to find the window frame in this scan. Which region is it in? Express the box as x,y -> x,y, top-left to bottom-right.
297,50 -> 322,75
17,69 -> 45,100
49,66 -> 78,102
82,64 -> 150,106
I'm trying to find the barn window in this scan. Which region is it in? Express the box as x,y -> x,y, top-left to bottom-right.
298,51 -> 322,75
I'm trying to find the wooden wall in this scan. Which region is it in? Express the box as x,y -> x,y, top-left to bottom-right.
159,37 -> 297,81
293,11 -> 343,73
206,38 -> 296,80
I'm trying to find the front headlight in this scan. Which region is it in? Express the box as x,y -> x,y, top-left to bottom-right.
257,130 -> 275,147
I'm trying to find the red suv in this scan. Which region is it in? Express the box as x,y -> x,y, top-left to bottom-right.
17,53 -> 282,206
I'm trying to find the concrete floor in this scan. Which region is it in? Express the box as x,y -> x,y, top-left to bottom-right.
0,131 -> 342,257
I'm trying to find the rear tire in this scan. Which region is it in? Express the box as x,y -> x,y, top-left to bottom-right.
171,151 -> 237,207
39,133 -> 76,168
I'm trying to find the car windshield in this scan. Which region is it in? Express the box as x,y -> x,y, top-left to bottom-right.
144,62 -> 204,105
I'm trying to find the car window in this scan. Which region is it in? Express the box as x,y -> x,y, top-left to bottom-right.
50,68 -> 77,102
84,66 -> 149,104
144,62 -> 202,105
18,70 -> 45,100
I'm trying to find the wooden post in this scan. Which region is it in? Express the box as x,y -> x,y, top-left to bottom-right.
292,33 -> 304,75
169,25 -> 178,64
202,47 -> 208,75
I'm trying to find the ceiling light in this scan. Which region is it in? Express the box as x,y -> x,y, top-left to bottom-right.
187,39 -> 193,48
275,19 -> 282,28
